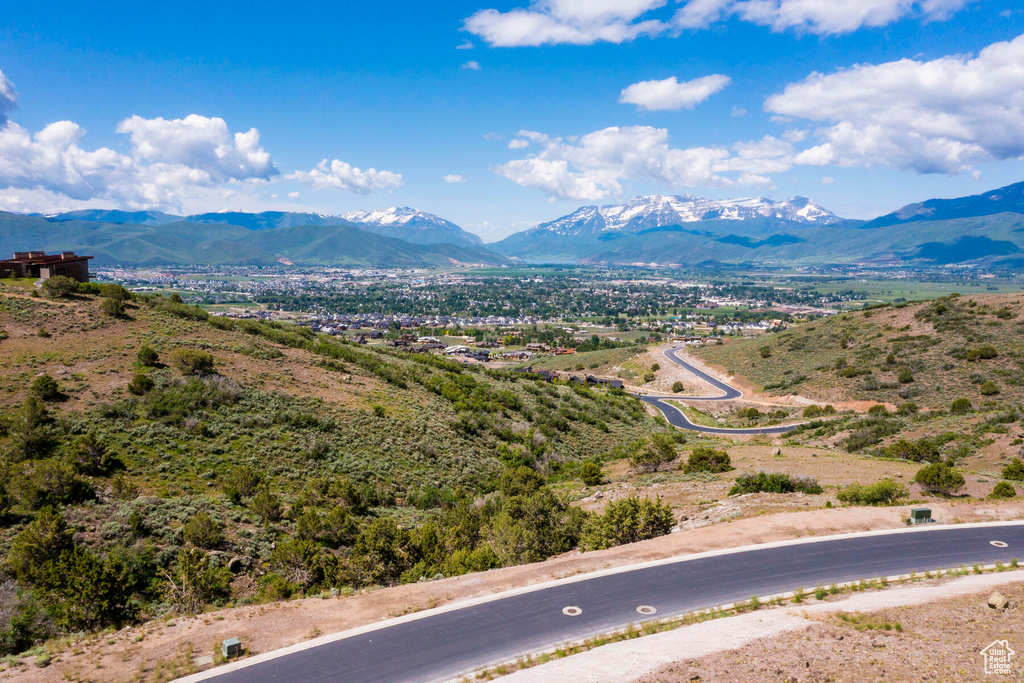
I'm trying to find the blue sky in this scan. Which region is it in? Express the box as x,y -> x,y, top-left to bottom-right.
2,1 -> 1024,241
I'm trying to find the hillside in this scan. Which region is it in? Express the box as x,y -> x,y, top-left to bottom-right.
0,212 -> 509,267
0,282 -> 669,655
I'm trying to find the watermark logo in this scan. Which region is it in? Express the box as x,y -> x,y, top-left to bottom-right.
981,639 -> 1015,675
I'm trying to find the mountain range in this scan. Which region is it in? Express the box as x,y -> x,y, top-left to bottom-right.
49,206 -> 483,249
0,212 -> 508,268
6,181 -> 1024,268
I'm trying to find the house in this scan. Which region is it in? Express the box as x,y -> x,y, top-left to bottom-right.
0,251 -> 93,282
525,343 -> 551,352
585,375 -> 624,390
513,366 -> 558,383
552,347 -> 576,355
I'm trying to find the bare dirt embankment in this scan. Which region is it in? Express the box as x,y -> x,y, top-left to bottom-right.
9,506 -> 1021,682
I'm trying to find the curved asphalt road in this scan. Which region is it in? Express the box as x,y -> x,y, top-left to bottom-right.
637,347 -> 798,435
193,524 -> 1024,683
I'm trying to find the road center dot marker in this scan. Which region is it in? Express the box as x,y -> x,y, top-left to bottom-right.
562,606 -> 582,617
636,605 -> 657,616
991,541 -> 1008,548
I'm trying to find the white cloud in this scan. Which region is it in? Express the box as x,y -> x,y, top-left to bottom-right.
731,106 -> 747,117
676,0 -> 973,34
765,32 -> 1024,174
289,159 -> 403,194
115,114 -> 277,180
494,125 -> 787,201
465,0 -> 971,46
461,60 -> 482,71
508,138 -> 530,149
0,70 -> 401,208
483,132 -> 503,141
0,69 -> 16,126
464,0 -> 668,47
619,74 -> 730,111
821,176 -> 835,184
443,174 -> 467,183
457,39 -> 476,49
288,191 -> 300,199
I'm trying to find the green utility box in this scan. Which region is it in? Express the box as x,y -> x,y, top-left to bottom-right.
909,508 -> 932,525
222,638 -> 242,659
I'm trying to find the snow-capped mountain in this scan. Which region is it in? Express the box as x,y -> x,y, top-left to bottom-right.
49,207 -> 484,248
341,207 -> 483,247
528,194 -> 841,237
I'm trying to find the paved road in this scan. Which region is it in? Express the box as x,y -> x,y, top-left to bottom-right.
637,347 -> 797,434
194,524 -> 1024,683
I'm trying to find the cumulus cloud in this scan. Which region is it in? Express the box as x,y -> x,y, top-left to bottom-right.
465,0 -> 970,46
461,60 -> 482,71
289,159 -> 403,194
457,39 -> 476,49
619,74 -> 730,111
508,138 -> 530,149
677,0 -> 975,34
116,114 -> 277,180
765,32 -> 1024,174
443,174 -> 467,183
288,191 -> 300,199
0,71 -> 402,209
0,69 -> 16,126
464,0 -> 668,47
494,125 -> 793,201
821,176 -> 835,184
0,111 -> 282,209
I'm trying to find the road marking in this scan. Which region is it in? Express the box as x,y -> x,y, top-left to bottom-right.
635,605 -> 657,616
562,606 -> 582,617
991,541 -> 1009,548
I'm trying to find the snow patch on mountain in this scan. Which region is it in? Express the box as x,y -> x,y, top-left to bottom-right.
533,194 -> 841,236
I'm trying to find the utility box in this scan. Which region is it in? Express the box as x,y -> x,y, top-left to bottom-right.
910,508 -> 932,525
222,638 -> 242,659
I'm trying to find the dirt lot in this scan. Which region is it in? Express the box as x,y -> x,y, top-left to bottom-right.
641,577 -> 1024,682
5,504 -> 1023,683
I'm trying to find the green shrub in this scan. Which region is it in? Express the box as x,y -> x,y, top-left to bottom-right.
671,381 -> 684,393
169,349 -> 215,376
11,460 -> 94,510
579,462 -> 603,486
979,380 -> 1000,396
966,345 -> 998,361
629,433 -> 677,473
30,374 -> 61,401
1002,458 -> 1024,481
99,297 -> 125,317
883,438 -> 940,463
137,345 -> 159,366
41,276 -> 78,299
837,479 -> 908,505
896,401 -> 918,416
580,496 -> 674,550
68,432 -> 116,475
224,465 -> 263,502
162,548 -> 230,614
251,487 -> 282,523
991,481 -> 1017,499
914,462 -> 965,496
802,404 -> 836,419
867,405 -> 889,416
897,368 -> 914,384
5,508 -> 75,585
99,283 -> 131,301
683,446 -> 733,474
127,372 -> 154,396
498,466 -> 545,498
182,512 -> 223,549
759,346 -> 772,358
950,397 -> 972,415
729,472 -> 822,495
642,372 -> 655,383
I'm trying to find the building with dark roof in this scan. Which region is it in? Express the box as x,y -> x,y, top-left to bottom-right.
0,251 -> 93,282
